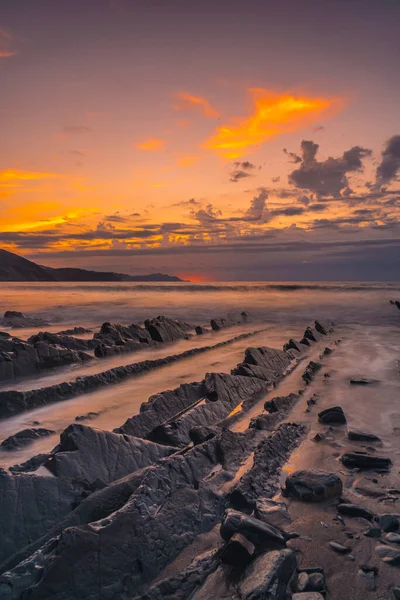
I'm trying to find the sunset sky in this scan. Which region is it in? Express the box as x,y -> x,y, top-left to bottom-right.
1,0 -> 399,280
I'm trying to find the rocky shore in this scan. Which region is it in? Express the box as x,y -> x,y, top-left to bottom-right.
0,315 -> 399,600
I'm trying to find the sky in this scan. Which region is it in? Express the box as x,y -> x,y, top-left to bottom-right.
0,0 -> 399,281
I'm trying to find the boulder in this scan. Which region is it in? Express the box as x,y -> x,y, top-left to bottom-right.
1,427 -> 55,451
318,406 -> 347,424
28,331 -> 96,352
340,452 -> 392,470
238,549 -> 296,599
195,326 -> 209,335
337,503 -> 374,520
283,470 -> 342,502
56,327 -> 91,335
378,514 -> 400,532
220,509 -> 287,550
0,311 -> 49,328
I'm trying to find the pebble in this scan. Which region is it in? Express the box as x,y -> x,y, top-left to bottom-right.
375,545 -> 400,565
378,514 -> 400,532
329,541 -> 351,554
386,532 -> 400,544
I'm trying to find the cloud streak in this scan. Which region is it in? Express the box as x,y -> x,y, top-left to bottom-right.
174,92 -> 219,118
204,89 -> 342,159
136,138 -> 165,151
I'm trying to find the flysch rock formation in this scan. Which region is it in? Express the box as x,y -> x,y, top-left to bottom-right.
0,329 -> 266,419
0,319 -> 334,600
0,331 -> 93,382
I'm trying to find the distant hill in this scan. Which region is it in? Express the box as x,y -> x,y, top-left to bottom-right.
0,249 -> 185,282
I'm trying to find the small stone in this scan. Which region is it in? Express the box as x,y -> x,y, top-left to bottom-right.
386,532 -> 400,543
375,545 -> 400,565
392,587 -> 400,599
378,514 -> 400,532
360,564 -> 379,574
329,541 -> 351,554
364,527 -> 381,538
295,572 -> 310,592
308,572 -> 325,592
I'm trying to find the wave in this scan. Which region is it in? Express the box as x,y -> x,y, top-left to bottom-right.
5,282 -> 400,293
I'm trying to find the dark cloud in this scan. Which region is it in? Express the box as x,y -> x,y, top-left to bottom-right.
104,213 -> 130,223
312,125 -> 325,133
376,135 -> 400,186
283,148 -> 302,163
244,188 -> 268,221
171,198 -> 201,207
288,140 -> 372,198
230,160 -> 259,183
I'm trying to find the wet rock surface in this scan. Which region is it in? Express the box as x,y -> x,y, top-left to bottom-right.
318,405 -> 347,424
340,451 -> 392,470
1,427 -> 55,451
283,470 -> 343,502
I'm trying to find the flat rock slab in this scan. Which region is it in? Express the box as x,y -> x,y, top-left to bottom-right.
340,452 -> 392,470
350,378 -> 380,385
1,427 -> 55,451
238,549 -> 296,600
44,423 -> 176,484
283,469 -> 343,502
347,428 -> 381,442
337,503 -> 374,520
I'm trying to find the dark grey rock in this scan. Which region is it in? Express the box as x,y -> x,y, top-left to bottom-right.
1,427 -> 55,451
238,549 -> 296,600
0,311 -> 49,328
220,532 -> 255,566
75,412 -> 100,422
378,514 -> 400,532
329,541 -> 351,553
231,423 -> 306,509
337,503 -> 375,520
347,428 -> 381,442
393,587 -> 400,599
44,423 -> 176,484
302,361 -> 322,385
0,470 -> 87,564
189,425 -> 220,445
195,326 -> 209,335
28,331 -> 96,352
9,453 -> 52,474
145,315 -> 191,342
220,509 -> 286,550
232,345 -> 292,383
386,532 -> 400,543
283,469 -> 342,502
255,499 -> 291,528
318,406 -> 346,424
364,527 -> 382,538
350,378 -> 380,385
340,452 -> 392,470
56,327 -> 92,335
375,544 -> 400,565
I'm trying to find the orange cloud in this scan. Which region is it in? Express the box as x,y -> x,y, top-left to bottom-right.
176,155 -> 200,168
174,93 -> 219,118
203,89 -> 343,159
136,138 -> 165,151
0,169 -> 60,183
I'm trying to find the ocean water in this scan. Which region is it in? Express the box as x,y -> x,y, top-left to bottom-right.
0,281 -> 399,469
1,281 -> 399,330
